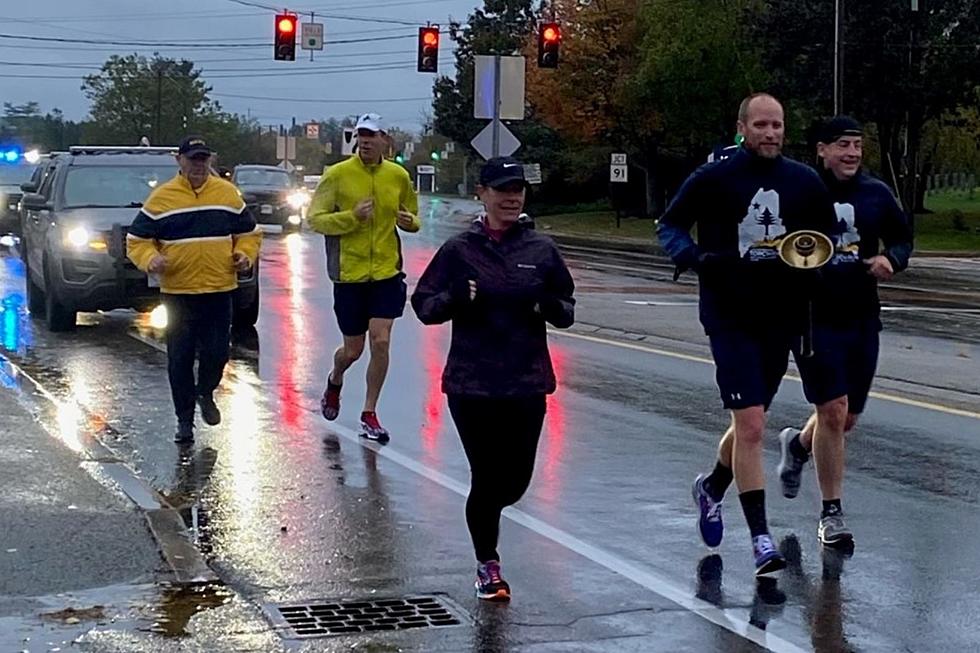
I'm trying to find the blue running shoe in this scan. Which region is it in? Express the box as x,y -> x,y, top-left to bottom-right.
692,474 -> 724,548
753,534 -> 787,577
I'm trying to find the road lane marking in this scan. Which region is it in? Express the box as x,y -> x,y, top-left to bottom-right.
553,330 -> 980,421
324,421 -> 808,653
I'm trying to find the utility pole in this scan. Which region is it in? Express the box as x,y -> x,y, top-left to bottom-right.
155,66 -> 163,145
833,0 -> 844,115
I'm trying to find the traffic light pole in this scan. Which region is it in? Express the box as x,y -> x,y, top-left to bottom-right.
491,55 -> 501,158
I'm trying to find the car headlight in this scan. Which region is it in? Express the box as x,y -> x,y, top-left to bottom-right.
62,226 -> 107,251
287,191 -> 309,209
66,226 -> 91,248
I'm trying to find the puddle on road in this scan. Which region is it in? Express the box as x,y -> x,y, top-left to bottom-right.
0,581 -> 237,651
147,582 -> 235,637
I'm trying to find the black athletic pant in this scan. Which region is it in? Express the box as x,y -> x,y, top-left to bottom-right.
447,394 -> 547,563
162,292 -> 233,425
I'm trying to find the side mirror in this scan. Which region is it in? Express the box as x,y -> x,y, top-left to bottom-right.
20,193 -> 50,211
20,182 -> 37,193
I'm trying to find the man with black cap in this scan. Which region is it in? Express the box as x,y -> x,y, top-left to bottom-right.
308,112 -> 419,443
411,157 -> 575,602
128,136 -> 262,444
776,116 -> 913,548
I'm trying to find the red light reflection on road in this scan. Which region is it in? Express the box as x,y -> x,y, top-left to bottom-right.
538,343 -> 568,504
419,322 -> 445,463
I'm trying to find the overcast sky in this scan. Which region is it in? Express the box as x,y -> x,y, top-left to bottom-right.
0,0 -> 480,133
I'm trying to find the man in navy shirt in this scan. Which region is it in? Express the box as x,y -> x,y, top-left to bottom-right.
776,116 -> 913,549
658,93 -> 839,576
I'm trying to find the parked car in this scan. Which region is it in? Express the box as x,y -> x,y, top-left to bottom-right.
18,145 -> 259,332
232,164 -> 308,231
0,158 -> 38,235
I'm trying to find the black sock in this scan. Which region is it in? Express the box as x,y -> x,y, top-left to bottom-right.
789,431 -> 810,460
704,461 -> 733,502
739,490 -> 769,538
821,499 -> 842,518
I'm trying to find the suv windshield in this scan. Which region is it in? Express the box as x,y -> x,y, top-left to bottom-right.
0,164 -> 36,186
235,169 -> 291,188
63,165 -> 176,208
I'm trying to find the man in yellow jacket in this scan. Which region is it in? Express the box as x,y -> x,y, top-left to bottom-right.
307,113 -> 420,443
127,136 -> 262,444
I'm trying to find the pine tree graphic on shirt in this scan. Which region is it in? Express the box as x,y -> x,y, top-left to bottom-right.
738,188 -> 786,259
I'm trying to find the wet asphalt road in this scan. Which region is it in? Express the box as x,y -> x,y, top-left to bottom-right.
0,196 -> 978,652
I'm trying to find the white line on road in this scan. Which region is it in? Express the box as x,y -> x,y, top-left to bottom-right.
623,300 -> 698,307
554,330 -> 980,421
324,421 -> 808,653
880,306 -> 980,313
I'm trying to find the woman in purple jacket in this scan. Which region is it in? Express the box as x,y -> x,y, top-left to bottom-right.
411,157 -> 575,602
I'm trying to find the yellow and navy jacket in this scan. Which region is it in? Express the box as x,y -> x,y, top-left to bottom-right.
126,174 -> 262,295
307,155 -> 420,283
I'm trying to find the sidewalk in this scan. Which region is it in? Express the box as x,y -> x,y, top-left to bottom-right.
0,382 -> 169,650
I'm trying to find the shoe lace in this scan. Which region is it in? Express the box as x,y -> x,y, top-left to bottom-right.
754,536 -> 776,556
706,499 -> 723,522
482,562 -> 503,585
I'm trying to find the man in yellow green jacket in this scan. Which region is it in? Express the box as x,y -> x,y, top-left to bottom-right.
307,113 -> 420,443
128,136 -> 262,444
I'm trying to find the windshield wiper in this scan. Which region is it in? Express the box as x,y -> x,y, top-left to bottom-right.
64,203 -> 138,209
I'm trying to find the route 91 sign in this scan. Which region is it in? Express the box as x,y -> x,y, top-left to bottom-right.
610,163 -> 628,183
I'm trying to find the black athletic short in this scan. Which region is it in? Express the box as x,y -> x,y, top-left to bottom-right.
332,274 -> 407,336
794,318 -> 880,414
708,329 -> 793,411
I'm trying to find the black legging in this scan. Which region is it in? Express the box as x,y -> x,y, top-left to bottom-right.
447,394 -> 547,563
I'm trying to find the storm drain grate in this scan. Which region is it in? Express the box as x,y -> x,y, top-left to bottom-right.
270,594 -> 464,638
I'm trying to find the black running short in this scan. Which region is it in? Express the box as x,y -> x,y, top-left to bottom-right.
794,318 -> 880,414
332,274 -> 407,336
708,329 -> 793,411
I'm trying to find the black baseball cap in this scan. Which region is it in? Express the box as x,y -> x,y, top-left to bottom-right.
178,136 -> 214,158
818,116 -> 863,144
479,157 -> 528,189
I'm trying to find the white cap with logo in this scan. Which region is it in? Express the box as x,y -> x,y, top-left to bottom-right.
355,113 -> 386,134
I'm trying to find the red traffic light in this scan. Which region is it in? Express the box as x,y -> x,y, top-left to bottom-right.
274,14 -> 297,61
417,26 -> 440,73
543,26 -> 559,42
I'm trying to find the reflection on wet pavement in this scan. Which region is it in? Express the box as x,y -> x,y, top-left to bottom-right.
0,197 -> 978,651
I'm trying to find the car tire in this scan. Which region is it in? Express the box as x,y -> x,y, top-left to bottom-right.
232,283 -> 260,328
26,265 -> 46,316
44,259 -> 77,332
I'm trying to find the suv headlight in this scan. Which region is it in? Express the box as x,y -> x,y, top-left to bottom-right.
287,190 -> 309,209
62,226 -> 107,251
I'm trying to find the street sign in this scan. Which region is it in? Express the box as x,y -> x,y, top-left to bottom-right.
610,163 -> 628,183
445,142 -> 455,154
323,142 -> 333,154
302,22 -> 324,50
305,122 -> 319,139
474,55 -> 526,121
471,119 -> 521,160
341,128 -> 357,155
416,165 -> 436,175
404,142 -> 415,159
524,163 -> 542,185
276,135 -> 296,160
279,160 -> 296,172
611,153 -> 627,165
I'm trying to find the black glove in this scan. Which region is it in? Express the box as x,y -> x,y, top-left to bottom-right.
695,252 -> 728,274
449,276 -> 473,305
